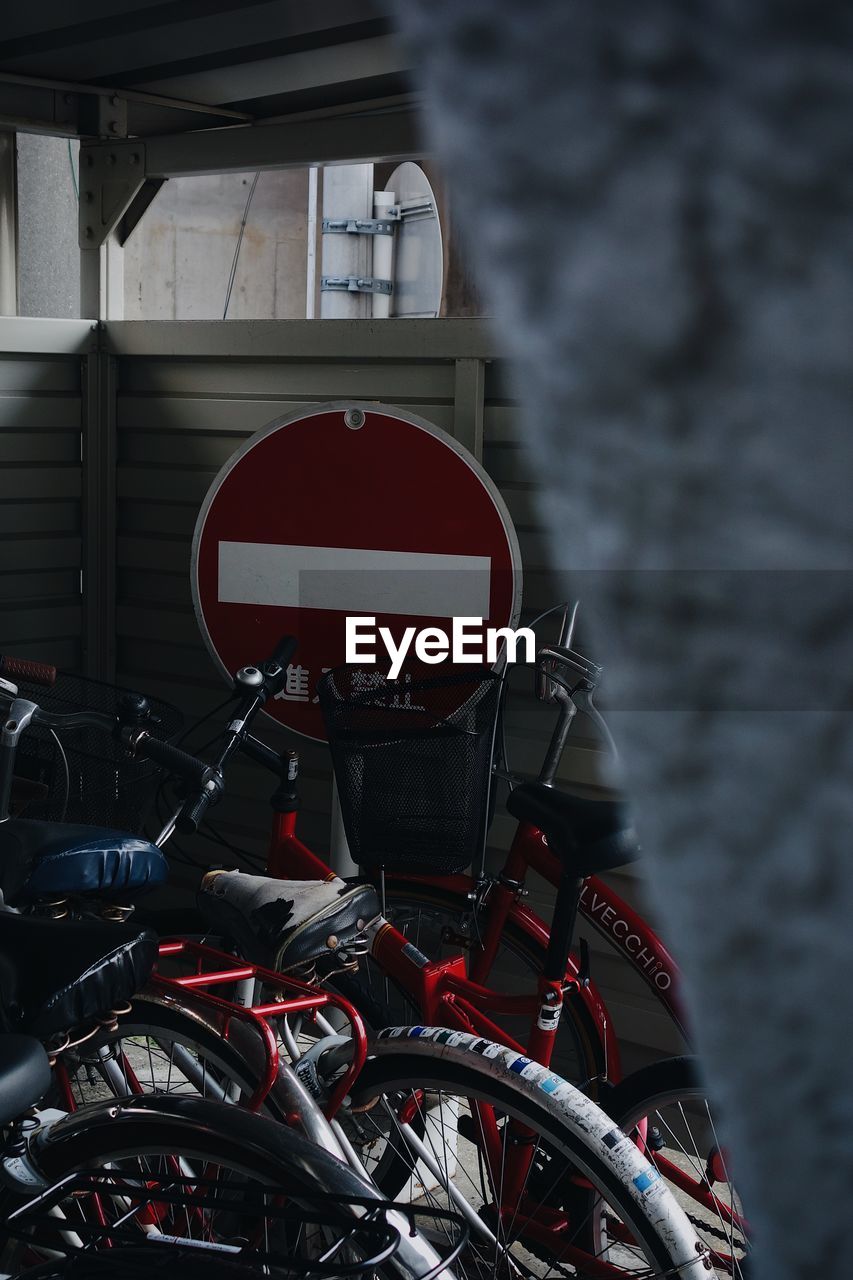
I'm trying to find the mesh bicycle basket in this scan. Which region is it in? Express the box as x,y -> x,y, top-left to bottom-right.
10,672 -> 183,833
318,663 -> 502,875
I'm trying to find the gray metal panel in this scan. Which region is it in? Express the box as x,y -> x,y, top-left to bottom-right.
103,317 -> 499,359
0,318 -> 95,353
0,346 -> 84,673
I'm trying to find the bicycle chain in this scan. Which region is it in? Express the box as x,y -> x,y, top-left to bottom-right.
685,1208 -> 744,1250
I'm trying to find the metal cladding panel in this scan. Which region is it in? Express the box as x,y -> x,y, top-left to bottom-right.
112,322 -> 464,867
0,350 -> 84,672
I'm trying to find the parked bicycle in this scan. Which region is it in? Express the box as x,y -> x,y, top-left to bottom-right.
0,656 -> 714,1279
176,623 -> 745,1279
0,1021 -> 463,1279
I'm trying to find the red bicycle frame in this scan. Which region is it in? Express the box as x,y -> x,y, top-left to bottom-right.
262,812 -> 654,1085
495,820 -> 684,1032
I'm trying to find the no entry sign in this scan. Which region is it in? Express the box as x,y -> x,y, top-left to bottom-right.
191,402 -> 521,740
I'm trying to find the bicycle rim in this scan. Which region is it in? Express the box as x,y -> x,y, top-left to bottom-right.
344,1036 -> 705,1279
608,1058 -> 749,1279
55,995 -> 277,1113
1,1097 -> 455,1280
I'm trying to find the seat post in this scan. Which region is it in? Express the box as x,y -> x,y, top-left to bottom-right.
543,870 -> 584,983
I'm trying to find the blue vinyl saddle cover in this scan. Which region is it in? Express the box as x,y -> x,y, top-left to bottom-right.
0,818 -> 168,907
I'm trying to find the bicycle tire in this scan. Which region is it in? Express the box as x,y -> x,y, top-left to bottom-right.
606,1056 -> 749,1279
0,1094 -> 451,1280
57,989 -> 345,1158
344,1028 -> 712,1279
349,877 -> 606,1087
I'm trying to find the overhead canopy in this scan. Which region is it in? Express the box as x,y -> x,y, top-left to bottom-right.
0,1 -> 414,139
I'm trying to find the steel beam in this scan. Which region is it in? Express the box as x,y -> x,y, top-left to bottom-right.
0,82 -> 77,136
0,72 -> 251,139
78,103 -> 419,254
139,105 -> 420,178
117,178 -> 165,245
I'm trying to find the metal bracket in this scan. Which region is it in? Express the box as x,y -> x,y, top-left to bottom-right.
320,276 -> 392,296
322,217 -> 397,236
78,92 -> 128,140
78,142 -> 146,249
389,199 -> 435,221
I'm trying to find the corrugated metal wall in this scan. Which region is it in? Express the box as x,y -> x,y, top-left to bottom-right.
0,322 -> 93,671
107,320 -> 501,865
0,316 -> 678,1068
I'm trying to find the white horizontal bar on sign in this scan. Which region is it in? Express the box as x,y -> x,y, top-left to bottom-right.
217,541 -> 492,618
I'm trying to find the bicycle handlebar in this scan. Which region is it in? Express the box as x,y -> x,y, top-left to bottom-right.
123,729 -> 211,787
0,636 -> 300,834
535,646 -> 602,707
270,635 -> 298,671
31,707 -> 115,733
0,655 -> 57,687
170,633 -> 299,832
175,783 -> 221,834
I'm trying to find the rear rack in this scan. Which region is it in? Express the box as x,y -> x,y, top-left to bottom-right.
153,937 -> 367,1117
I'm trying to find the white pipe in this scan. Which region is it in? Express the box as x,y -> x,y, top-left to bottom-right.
372,189 -> 396,319
306,166 -> 318,319
319,164 -> 373,319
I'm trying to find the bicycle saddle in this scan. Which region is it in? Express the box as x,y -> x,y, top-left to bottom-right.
0,819 -> 168,908
198,869 -> 380,972
0,913 -> 158,1040
0,1034 -> 51,1124
506,782 -> 641,877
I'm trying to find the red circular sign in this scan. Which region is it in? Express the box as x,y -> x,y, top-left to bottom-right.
192,403 -> 521,740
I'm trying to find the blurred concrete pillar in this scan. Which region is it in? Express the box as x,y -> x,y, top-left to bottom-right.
16,132 -> 79,318
394,2 -> 853,1277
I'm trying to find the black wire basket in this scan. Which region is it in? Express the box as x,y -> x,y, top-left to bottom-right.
4,1172 -> 467,1279
9,673 -> 183,834
318,664 -> 502,875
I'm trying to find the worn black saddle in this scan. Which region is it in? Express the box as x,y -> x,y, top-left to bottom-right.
506,782 -> 641,877
0,912 -> 157,1040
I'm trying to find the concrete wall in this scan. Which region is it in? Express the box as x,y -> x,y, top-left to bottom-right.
122,161 -> 481,321
122,169 -> 310,320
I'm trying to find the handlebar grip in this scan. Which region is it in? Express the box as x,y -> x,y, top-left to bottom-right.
0,656 -> 57,687
271,635 -> 298,669
175,783 -> 219,835
128,732 -> 210,786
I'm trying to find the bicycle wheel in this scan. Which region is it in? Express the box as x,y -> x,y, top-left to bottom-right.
53,989 -> 347,1159
56,991 -> 287,1113
606,1056 -> 749,1279
343,1027 -> 711,1279
0,1094 -> 455,1280
347,878 -> 604,1086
